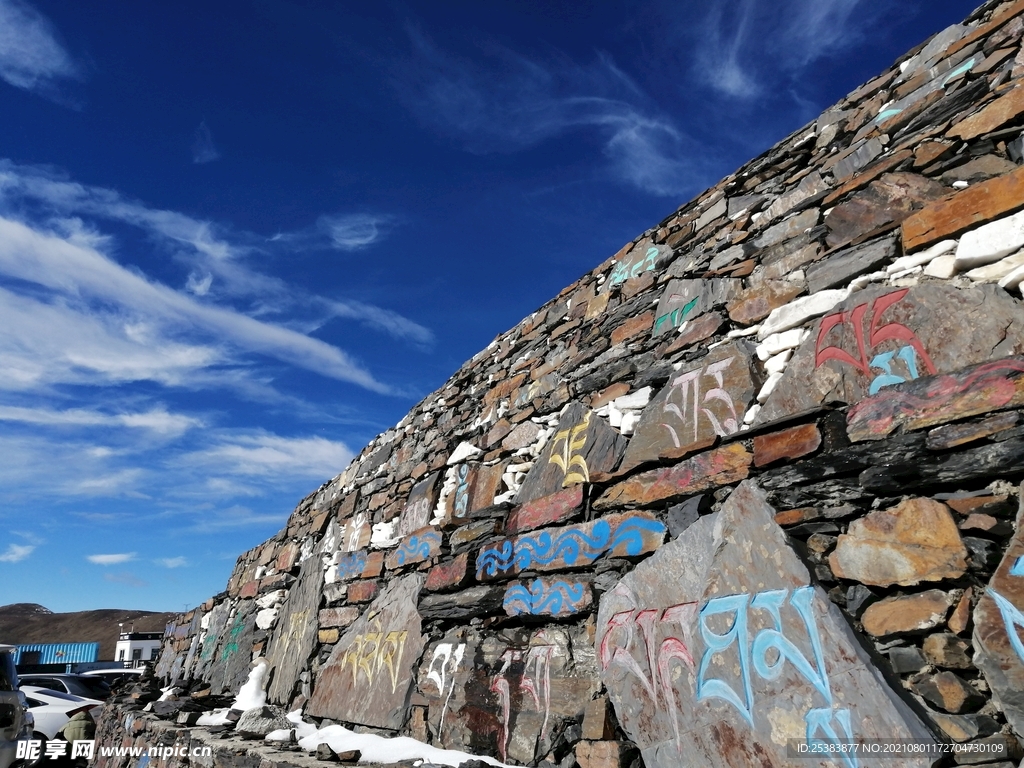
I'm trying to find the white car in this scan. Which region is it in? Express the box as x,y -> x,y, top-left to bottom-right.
19,686 -> 102,740
81,668 -> 143,688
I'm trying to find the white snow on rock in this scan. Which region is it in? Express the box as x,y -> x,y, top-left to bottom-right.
954,210 -> 1024,271
196,660 -> 270,726
446,442 -> 482,465
757,289 -> 849,340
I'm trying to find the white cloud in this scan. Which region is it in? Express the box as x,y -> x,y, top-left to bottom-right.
191,121 -> 221,164
317,213 -> 391,251
398,30 -> 704,196
183,433 -> 354,479
189,505 -> 286,532
0,543 -> 34,563
87,552 -> 136,565
158,557 -> 188,568
0,405 -> 202,436
0,0 -> 78,95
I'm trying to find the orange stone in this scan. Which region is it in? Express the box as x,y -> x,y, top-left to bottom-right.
949,86 -> 1024,141
611,311 -> 654,346
424,552 -> 468,592
753,423 -> 822,467
861,589 -> 953,637
902,165 -> 1024,252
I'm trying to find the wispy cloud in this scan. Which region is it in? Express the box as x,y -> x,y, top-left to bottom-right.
103,571 -> 146,587
396,29 -> 704,197
0,543 -> 34,563
317,213 -> 392,251
181,433 -> 353,479
691,0 -> 870,100
188,505 -> 286,532
158,556 -> 188,568
87,552 -> 136,565
191,121 -> 221,164
0,0 -> 78,97
0,405 -> 202,436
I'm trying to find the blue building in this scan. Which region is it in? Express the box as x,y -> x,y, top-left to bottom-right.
13,642 -> 99,673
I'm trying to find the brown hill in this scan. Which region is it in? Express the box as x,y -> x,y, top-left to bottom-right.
0,604 -> 173,661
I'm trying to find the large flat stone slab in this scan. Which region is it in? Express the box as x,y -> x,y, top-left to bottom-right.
619,343 -> 759,473
651,278 -> 740,338
397,474 -> 440,538
307,575 -> 425,730
208,599 -> 258,695
755,284 -> 1024,427
974,490 -> 1024,736
596,481 -> 937,768
266,558 -> 323,704
515,401 -> 627,504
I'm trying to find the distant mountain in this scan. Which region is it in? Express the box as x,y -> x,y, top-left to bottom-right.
0,604 -> 174,661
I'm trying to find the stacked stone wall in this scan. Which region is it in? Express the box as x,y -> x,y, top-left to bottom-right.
116,1 -> 1024,765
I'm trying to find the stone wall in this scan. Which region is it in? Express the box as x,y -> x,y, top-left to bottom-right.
141,1 -> 1024,765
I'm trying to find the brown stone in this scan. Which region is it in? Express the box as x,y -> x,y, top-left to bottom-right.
347,580 -> 379,603
902,165 -> 1024,252
656,311 -> 725,357
424,552 -> 468,592
825,173 -> 945,249
829,498 -> 966,587
275,541 -> 300,573
822,150 -> 913,207
595,443 -> 751,510
611,311 -> 654,346
396,473 -> 440,538
848,356 -> 1024,442
926,411 -> 1020,450
318,628 -> 339,644
239,579 -> 259,599
913,140 -> 954,169
752,422 -> 821,467
385,526 -> 442,570
589,382 -> 630,409
507,484 -> 584,534
575,741 -> 630,768
923,633 -> 973,669
947,496 -> 1010,516
774,507 -> 819,526
726,280 -> 805,326
911,671 -> 985,713
861,590 -> 953,637
620,343 -> 758,473
502,577 -> 594,617
949,85 -> 1024,141
318,607 -> 360,629
581,697 -> 616,741
448,519 -> 497,547
949,587 -> 973,635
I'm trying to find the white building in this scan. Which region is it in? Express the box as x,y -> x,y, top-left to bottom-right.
114,629 -> 162,667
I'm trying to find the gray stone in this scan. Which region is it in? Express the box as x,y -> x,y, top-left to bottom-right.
235,705 -> 290,737
667,496 -> 708,538
596,481 -> 937,768
209,600 -> 258,695
888,646 -> 926,675
846,584 -> 879,618
973,490 -> 1024,736
651,278 -> 740,338
806,236 -> 897,293
194,601 -> 232,683
306,574 -> 425,730
753,207 -> 819,249
266,558 -> 323,705
763,172 -> 829,223
832,137 -> 885,181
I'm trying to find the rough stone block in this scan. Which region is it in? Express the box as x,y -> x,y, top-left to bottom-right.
347,580 -> 380,603
502,577 -> 593,617
948,84 -> 1024,140
575,741 -> 630,768
318,607 -> 360,630
424,552 -> 468,592
861,590 -> 953,637
506,485 -> 584,534
829,497 -> 967,587
385,527 -> 442,570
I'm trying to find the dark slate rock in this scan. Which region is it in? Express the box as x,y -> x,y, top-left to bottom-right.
846,584 -> 880,618
806,236 -> 897,293
596,481 -> 937,768
266,558 -> 323,705
667,495 -> 709,538
418,585 -> 506,620
888,646 -> 926,675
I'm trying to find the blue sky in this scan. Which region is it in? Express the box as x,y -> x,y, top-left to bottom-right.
0,0 -> 979,613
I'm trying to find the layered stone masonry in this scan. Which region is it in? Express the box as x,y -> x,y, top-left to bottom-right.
138,1 -> 1024,766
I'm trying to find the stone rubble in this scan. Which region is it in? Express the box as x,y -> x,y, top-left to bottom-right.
96,2 -> 1024,767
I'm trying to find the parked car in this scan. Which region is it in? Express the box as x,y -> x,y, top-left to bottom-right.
16,675 -> 110,701
81,668 -> 143,688
0,645 -> 28,768
19,686 -> 102,740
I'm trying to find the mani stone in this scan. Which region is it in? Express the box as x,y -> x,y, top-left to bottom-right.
514,401 -> 626,505
754,283 -> 1024,428
596,480 -> 936,768
861,590 -> 954,637
306,574 -> 425,730
619,342 -> 759,473
973,489 -> 1024,736
650,278 -> 739,338
823,175 -> 943,250
266,558 -> 323,705
208,600 -> 258,695
829,497 -> 967,587
397,473 -> 440,538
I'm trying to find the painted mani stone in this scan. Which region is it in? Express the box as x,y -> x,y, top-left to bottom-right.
193,600 -> 231,683
755,284 -> 1024,428
651,278 -> 741,338
973,490 -> 1024,736
385,527 -> 442,570
416,626 -> 601,765
397,473 -> 440,538
208,599 -> 257,695
307,574 -> 425,730
503,578 -> 593,618
266,558 -> 323,704
620,341 -> 759,472
475,512 -> 666,582
514,401 -> 627,505
607,240 -> 672,290
596,481 -> 937,768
